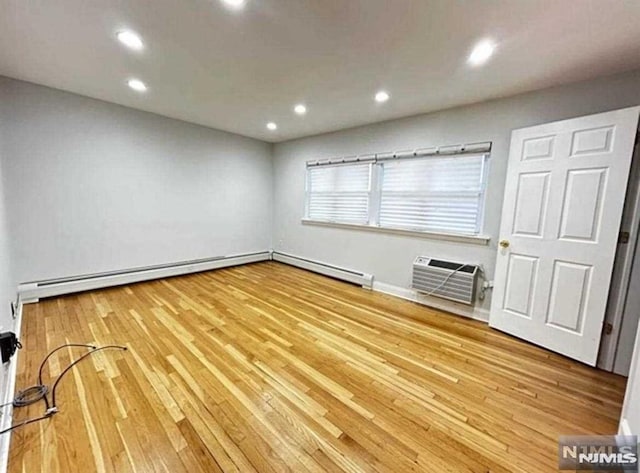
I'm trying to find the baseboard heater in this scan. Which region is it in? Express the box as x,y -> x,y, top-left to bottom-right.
17,251 -> 271,302
412,257 -> 479,305
272,251 -> 373,288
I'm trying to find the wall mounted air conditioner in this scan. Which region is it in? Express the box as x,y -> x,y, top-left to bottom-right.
412,257 -> 479,305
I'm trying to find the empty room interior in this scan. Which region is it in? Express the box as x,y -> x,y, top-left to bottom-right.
2,0 -> 640,472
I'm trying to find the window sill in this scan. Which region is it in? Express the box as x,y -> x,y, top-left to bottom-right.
301,219 -> 491,246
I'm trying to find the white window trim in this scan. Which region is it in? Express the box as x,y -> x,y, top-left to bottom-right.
304,149 -> 491,244
301,218 -> 491,245
303,162 -> 372,225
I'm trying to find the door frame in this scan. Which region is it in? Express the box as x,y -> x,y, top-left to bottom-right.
598,140 -> 640,372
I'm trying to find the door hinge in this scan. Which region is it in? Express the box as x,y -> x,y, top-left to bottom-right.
604,322 -> 613,335
619,231 -> 630,244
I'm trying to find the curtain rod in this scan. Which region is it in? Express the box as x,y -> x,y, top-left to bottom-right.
306,141 -> 492,167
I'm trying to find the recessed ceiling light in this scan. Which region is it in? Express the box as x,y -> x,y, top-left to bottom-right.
116,30 -> 144,51
267,122 -> 277,131
468,40 -> 496,66
375,91 -> 390,103
221,0 -> 245,9
127,79 -> 147,92
294,104 -> 307,115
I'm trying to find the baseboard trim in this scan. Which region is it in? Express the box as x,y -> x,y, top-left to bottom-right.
0,296 -> 24,473
372,281 -> 490,322
272,252 -> 373,288
18,251 -> 271,301
619,418 -> 633,436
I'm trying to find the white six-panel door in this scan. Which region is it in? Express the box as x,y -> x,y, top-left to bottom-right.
490,107 -> 640,365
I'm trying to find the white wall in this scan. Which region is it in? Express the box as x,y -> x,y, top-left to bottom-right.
0,122 -> 14,329
2,69 -> 640,316
272,68 -> 640,313
0,76 -> 273,283
620,321 -> 640,435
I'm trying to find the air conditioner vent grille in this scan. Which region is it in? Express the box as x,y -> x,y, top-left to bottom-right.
412,257 -> 478,305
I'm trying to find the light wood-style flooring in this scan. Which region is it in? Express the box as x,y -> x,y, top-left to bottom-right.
8,262 -> 627,472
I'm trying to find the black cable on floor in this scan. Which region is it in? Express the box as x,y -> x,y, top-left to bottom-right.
10,344 -> 96,412
0,343 -> 127,435
12,385 -> 49,408
38,344 -> 97,385
0,414 -> 52,434
50,345 -> 127,408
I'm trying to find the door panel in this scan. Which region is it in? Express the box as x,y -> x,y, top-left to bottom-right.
570,126 -> 614,157
503,254 -> 538,318
558,168 -> 607,241
522,135 -> 556,161
513,172 -> 550,237
490,107 -> 640,365
546,261 -> 591,333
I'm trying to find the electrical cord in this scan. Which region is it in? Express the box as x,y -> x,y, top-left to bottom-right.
38,344 -> 97,386
0,343 -> 127,435
50,345 -> 126,408
36,343 -> 97,410
7,344 -> 97,411
425,263 -> 471,297
12,385 -> 49,408
0,414 -> 52,433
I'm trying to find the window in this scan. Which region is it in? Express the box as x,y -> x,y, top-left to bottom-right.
305,152 -> 489,236
379,154 -> 487,234
305,163 -> 371,224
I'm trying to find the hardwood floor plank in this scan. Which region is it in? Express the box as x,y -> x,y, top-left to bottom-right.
8,262 -> 626,472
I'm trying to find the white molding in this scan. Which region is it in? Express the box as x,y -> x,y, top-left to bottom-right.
271,252 -> 488,321
272,252 -> 373,288
619,418 -> 632,436
372,281 -> 490,323
599,143 -> 640,372
0,297 -> 24,473
305,141 -> 492,167
301,219 -> 491,246
18,251 -> 271,301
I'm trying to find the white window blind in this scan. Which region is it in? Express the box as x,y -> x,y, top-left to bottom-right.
306,164 -> 371,224
304,148 -> 490,237
379,154 -> 487,234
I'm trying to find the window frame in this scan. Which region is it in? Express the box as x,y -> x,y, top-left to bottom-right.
304,161 -> 373,225
303,152 -> 491,244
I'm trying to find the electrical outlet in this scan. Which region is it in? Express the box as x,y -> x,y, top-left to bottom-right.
483,280 -> 494,289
